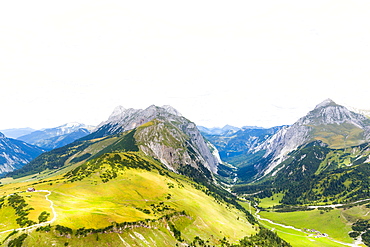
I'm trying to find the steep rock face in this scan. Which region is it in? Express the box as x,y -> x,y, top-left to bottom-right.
254,124 -> 311,176
135,120 -> 218,173
91,105 -> 220,174
302,99 -> 370,128
253,99 -> 370,177
0,132 -> 44,174
7,105 -> 220,179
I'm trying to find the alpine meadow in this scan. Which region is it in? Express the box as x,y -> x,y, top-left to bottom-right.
0,100 -> 369,246
2,1 -> 370,246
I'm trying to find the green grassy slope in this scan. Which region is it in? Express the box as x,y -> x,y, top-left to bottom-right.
245,189 -> 370,246
0,151 -> 269,246
260,209 -> 353,243
311,123 -> 366,149
6,130 -> 138,180
259,219 -> 349,247
238,200 -> 353,247
231,141 -> 370,246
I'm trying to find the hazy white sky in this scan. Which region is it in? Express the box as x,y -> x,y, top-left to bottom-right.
1,0 -> 370,130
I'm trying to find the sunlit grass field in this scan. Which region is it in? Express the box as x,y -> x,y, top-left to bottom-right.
239,193 -> 368,246
0,165 -> 257,246
258,193 -> 284,208
260,208 -> 353,243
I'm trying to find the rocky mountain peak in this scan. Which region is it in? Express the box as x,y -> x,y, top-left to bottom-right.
161,105 -> 182,116
56,122 -> 95,132
301,99 -> 368,128
95,105 -> 183,136
107,106 -> 139,122
253,99 -> 370,178
110,105 -> 127,117
314,98 -> 337,109
87,104 -> 220,176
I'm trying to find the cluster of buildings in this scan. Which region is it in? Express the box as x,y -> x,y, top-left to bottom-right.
303,228 -> 328,238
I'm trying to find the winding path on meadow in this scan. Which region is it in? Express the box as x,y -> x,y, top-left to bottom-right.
253,199 -> 370,247
36,190 -> 57,224
1,188 -> 368,246
0,190 -> 57,235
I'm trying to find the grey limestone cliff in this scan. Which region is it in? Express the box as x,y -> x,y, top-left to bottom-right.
93,105 -> 220,174
253,99 -> 370,177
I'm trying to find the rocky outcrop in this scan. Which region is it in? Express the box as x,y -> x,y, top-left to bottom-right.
92,105 -> 182,138
302,98 -> 370,128
92,105 -> 220,174
252,99 -> 370,177
254,124 -> 311,176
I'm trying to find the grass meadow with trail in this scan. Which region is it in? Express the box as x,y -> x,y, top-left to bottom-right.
259,209 -> 352,242
0,152 -> 261,246
238,198 -> 355,246
253,193 -> 370,246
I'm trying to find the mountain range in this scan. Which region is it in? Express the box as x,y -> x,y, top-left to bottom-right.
198,99 -> 370,214
8,105 -> 221,181
0,127 -> 35,139
0,104 -> 282,247
197,125 -> 242,136
1,99 -> 370,246
250,98 -> 370,179
0,123 -> 95,175
200,125 -> 284,164
17,122 -> 95,150
3,99 -> 370,189
196,98 -> 370,211
2,99 -> 370,189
